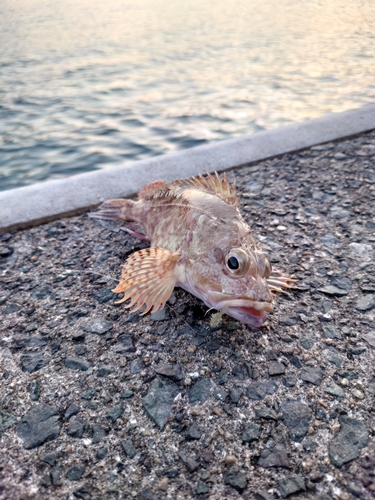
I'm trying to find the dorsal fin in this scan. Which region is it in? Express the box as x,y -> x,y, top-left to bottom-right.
171,172 -> 240,206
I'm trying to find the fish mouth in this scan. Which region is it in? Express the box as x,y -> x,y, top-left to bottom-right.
207,291 -> 273,327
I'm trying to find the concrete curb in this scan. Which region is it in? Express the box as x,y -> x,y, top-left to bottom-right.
1,103 -> 375,234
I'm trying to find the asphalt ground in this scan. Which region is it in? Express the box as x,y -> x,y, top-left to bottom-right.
0,130 -> 374,500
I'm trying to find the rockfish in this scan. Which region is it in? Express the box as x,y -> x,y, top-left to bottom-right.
91,173 -> 294,327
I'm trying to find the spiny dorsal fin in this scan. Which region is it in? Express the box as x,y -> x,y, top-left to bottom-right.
171,172 -> 240,206
113,247 -> 181,315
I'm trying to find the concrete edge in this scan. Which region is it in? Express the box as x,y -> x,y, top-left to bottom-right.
1,103 -> 375,234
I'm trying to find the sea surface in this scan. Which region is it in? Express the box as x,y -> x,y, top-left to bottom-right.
1,0 -> 375,191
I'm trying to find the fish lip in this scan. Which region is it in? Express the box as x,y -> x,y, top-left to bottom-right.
206,291 -> 272,327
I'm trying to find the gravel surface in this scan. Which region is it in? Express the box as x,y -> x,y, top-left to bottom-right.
1,131 -> 375,500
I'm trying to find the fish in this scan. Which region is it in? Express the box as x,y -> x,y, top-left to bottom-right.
90,172 -> 295,327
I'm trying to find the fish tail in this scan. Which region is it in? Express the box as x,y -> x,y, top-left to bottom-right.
89,199 -> 135,221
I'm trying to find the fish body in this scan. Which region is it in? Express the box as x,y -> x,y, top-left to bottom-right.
91,173 -> 294,327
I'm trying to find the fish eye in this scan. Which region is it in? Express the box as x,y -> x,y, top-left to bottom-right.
225,249 -> 250,276
227,256 -> 239,270
264,257 -> 272,279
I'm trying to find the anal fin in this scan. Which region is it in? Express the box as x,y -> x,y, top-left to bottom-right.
113,247 -> 181,315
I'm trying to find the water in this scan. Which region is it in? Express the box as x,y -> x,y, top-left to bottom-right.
1,0 -> 375,192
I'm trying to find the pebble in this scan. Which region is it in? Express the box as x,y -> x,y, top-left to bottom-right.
278,475 -> 306,498
177,450 -> 199,473
185,422 -> 202,441
20,354 -> 50,373
242,423 -> 260,443
223,467 -> 248,493
91,424 -> 108,444
280,400 -> 312,442
66,417 -> 86,438
0,411 -> 16,437
142,378 -> 179,430
64,357 -> 91,371
324,382 -> 345,398
80,318 -> 113,335
328,416 -> 369,467
130,358 -> 145,374
246,379 -> 278,400
66,465 -> 85,481
189,378 -> 212,404
355,294 -> 375,311
154,363 -> 183,381
17,404 -> 60,449
300,367 -> 323,386
268,361 -> 285,376
258,433 -> 291,468
121,439 -> 137,459
105,403 -> 124,423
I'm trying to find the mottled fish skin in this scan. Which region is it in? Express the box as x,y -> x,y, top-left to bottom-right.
90,173 -> 295,327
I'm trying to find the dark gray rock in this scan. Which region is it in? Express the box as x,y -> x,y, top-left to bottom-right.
139,487 -> 161,500
65,357 -> 91,371
154,363 -> 183,381
268,361 -> 285,376
320,234 -> 340,247
322,325 -> 342,340
150,308 -> 168,321
278,476 -> 306,498
73,483 -> 92,500
82,389 -> 96,400
96,447 -> 107,460
282,377 -> 297,388
246,379 -> 278,400
290,356 -> 302,368
80,318 -> 113,335
16,404 -> 60,449
185,422 -> 202,441
196,482 -> 209,494
330,207 -> 349,219
279,316 -> 298,326
355,294 -> 375,311
329,416 -> 368,467
318,286 -> 349,297
143,378 -> 179,430
254,491 -> 275,500
0,411 -> 16,437
177,450 -> 199,472
64,404 -> 80,420
229,386 -> 243,404
66,417 -> 86,438
3,303 -> 21,314
324,382 -> 345,398
242,423 -> 260,443
223,468 -> 247,493
336,370 -> 358,380
213,387 -> 228,401
51,466 -> 64,486
130,358 -> 145,374
20,354 -> 50,373
254,406 -> 278,420
280,400 -> 312,442
105,404 -> 124,423
121,439 -> 137,459
189,378 -> 212,404
121,390 -> 134,399
32,284 -> 54,300
258,432 -> 291,468
96,364 -> 116,377
66,465 -> 85,481
300,367 -> 323,385
322,347 -> 343,367
92,424 -> 108,444
299,336 -> 317,350
30,379 -> 42,401
92,288 -> 116,304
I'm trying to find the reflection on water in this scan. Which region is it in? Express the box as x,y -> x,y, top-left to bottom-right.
0,0 -> 374,191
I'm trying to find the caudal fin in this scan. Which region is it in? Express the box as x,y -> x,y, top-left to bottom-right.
89,199 -> 134,221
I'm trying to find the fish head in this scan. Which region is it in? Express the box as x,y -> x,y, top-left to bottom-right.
184,218 -> 274,327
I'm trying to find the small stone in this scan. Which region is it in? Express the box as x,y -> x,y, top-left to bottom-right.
51,466 -> 64,486
30,379 -> 42,401
268,361 -> 285,376
223,468 -> 247,493
214,388 -> 228,401
150,308 -> 168,321
254,406 -> 278,420
105,404 -> 124,423
196,482 -> 209,494
246,379 -> 278,400
17,404 -> 60,449
282,377 -> 297,388
130,358 -> 145,374
96,447 -> 107,460
330,207 -> 349,219
80,318 -> 113,335
143,378 -> 179,430
320,234 -> 340,247
92,424 -> 108,444
361,331 -> 375,348
40,452 -> 58,466
0,412 -> 16,437
65,357 -> 91,371
322,325 -> 342,340
186,422 -> 202,441
92,288 -> 116,304
280,400 -> 312,442
278,476 -> 306,498
254,491 -> 275,500
300,367 -> 323,386
229,386 -> 243,404
299,336 -> 316,350
177,450 -> 199,472
4,303 -> 21,314
348,242 -> 373,254
97,365 -> 116,377
121,439 -> 137,459
64,404 -> 80,420
351,388 -> 364,400
82,389 -> 96,400
225,455 -> 236,465
154,363 -> 183,381
322,347 -> 342,367
324,382 -> 345,398
20,354 -> 50,373
73,483 -> 92,500
121,390 -> 134,399
329,416 -> 368,467
355,294 -> 375,311
66,465 -> 85,481
242,423 -> 260,443
318,286 -> 349,297
189,378 -> 212,404
66,417 -> 86,438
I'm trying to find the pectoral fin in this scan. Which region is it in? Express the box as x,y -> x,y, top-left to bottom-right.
113,247 -> 181,315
